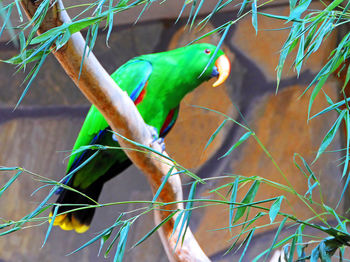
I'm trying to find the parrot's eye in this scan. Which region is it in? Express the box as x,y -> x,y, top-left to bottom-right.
204,49 -> 211,54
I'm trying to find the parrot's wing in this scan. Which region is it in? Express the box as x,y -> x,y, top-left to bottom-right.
65,60 -> 153,178
65,106 -> 109,173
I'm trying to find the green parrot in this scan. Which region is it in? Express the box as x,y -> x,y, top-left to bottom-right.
51,43 -> 231,233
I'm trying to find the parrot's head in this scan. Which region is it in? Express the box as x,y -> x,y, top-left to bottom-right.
182,43 -> 231,88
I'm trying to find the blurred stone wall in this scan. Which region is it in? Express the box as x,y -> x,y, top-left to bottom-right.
0,2 -> 346,261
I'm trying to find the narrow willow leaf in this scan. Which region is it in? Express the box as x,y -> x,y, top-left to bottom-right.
0,170 -> 22,197
87,23 -> 100,56
219,131 -> 252,159
55,29 -> 71,50
288,234 -> 297,262
171,210 -> 184,238
186,0 -> 197,26
67,218 -> 122,256
152,166 -> 175,203
264,217 -> 287,262
175,181 -> 198,249
181,181 -> 198,241
269,196 -> 283,223
338,113 -> 350,207
104,214 -> 125,258
307,75 -> 329,119
288,0 -> 311,21
253,235 -> 295,262
15,48 -> 50,109
258,12 -> 302,22
295,22 -> 305,75
234,181 -> 260,223
323,204 -> 347,232
205,119 -> 228,150
42,205 -> 58,248
104,232 -> 120,258
114,222 -> 130,262
190,0 -> 204,28
0,226 -> 21,236
26,0 -> 50,44
14,0 -> 23,22
289,0 -> 297,9
99,229 -> 112,256
229,178 -> 239,231
313,110 -> 346,163
296,225 -> 304,258
310,96 -> 350,119
225,212 -> 265,255
133,211 -> 178,248
341,63 -> 350,91
200,23 -> 231,77
176,0 -> 187,23
251,0 -> 258,34
325,0 -> 345,11
0,3 -> 13,40
310,245 -> 320,261
238,0 -> 249,16
319,241 -> 332,262
106,0 -> 114,46
1,49 -> 48,65
238,228 -> 256,262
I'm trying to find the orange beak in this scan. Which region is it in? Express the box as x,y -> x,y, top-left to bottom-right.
212,54 -> 231,87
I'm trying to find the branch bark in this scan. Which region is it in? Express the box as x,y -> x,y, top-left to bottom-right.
20,1 -> 210,261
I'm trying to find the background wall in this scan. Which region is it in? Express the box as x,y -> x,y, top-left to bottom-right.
0,1 -> 346,261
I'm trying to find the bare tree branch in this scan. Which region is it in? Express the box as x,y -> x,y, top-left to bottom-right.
20,0 -> 210,261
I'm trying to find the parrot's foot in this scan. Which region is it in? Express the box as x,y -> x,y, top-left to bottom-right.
146,124 -> 159,140
153,137 -> 166,153
146,125 -> 166,153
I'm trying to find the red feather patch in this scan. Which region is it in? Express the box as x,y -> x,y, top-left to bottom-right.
160,108 -> 175,135
134,81 -> 148,105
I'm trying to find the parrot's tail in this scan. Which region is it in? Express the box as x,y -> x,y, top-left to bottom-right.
49,180 -> 103,234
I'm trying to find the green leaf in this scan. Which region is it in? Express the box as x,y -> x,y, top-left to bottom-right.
288,234 -> 297,262
325,0 -> 345,11
99,229 -> 113,256
114,222 -> 130,262
42,205 -> 58,248
234,181 -> 260,223
296,225 -> 305,258
219,131 -> 252,159
0,170 -> 22,197
238,0 -> 249,16
288,0 -> 312,21
251,0 -> 258,34
313,110 -> 346,163
289,0 -> 297,9
133,211 -> 178,248
229,178 -> 239,231
307,74 -> 330,119
205,119 -> 228,150
238,228 -> 256,262
269,196 -> 283,223
264,217 -> 287,262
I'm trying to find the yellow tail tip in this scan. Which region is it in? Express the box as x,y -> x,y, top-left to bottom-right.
49,212 -> 90,233
71,216 -> 90,233
49,212 -> 67,225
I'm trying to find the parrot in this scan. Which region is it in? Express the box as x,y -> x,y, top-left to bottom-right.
50,43 -> 231,233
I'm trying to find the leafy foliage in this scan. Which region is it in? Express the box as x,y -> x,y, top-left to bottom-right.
1,0 -> 350,261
